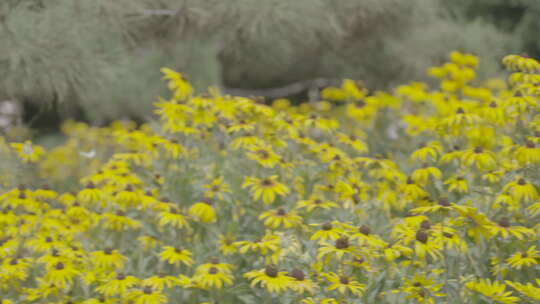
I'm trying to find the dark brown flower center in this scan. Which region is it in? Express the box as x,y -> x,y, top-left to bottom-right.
420,220 -> 431,230
498,217 -> 511,228
208,267 -> 218,274
322,222 -> 333,231
474,146 -> 483,154
288,268 -> 305,281
265,265 -> 278,278
416,230 -> 428,243
262,179 -> 273,186
340,276 -> 350,284
55,262 -> 64,270
277,208 -> 286,216
438,197 -> 450,207
335,237 -> 349,249
117,273 -> 126,280
359,225 -> 371,236
104,248 -> 113,255
518,178 -> 526,186
456,107 -> 465,114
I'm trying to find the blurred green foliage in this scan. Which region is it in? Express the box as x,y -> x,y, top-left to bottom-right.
0,0 -> 532,122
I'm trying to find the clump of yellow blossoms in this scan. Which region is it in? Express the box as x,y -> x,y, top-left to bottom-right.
0,51 -> 538,303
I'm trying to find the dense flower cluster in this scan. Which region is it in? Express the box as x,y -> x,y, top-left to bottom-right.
0,52 -> 539,303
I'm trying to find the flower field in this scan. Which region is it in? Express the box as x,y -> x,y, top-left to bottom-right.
0,52 -> 539,303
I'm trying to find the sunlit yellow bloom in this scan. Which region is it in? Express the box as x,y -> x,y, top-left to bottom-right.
96,272 -> 140,296
506,279 -> 540,302
188,200 -> 217,223
244,265 -> 292,294
506,246 -> 539,269
242,175 -> 289,205
323,272 -> 365,297
159,246 -> 193,267
465,279 -> 519,304
203,177 -> 231,200
395,273 -> 445,304
10,140 -> 45,163
92,248 -> 127,270
193,266 -> 234,289
259,208 -> 302,229
296,195 -> 338,212
127,286 -> 168,304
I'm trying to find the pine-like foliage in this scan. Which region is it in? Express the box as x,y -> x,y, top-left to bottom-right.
0,0 -> 523,121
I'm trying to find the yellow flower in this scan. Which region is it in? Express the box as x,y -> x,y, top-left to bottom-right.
502,177 -> 538,204
296,195 -> 338,212
242,175 -> 290,205
465,279 -> 519,304
92,248 -> 127,270
287,268 -> 317,294
96,272 -> 140,296
506,279 -> 540,302
234,233 -> 281,256
410,141 -> 443,162
486,218 -> 535,240
323,272 -> 365,297
244,265 -> 292,294
461,146 -> 497,171
411,165 -> 442,185
159,246 -> 193,267
188,200 -> 217,223
44,261 -> 80,289
203,177 -> 231,200
77,182 -> 103,205
258,208 -> 302,229
396,273 -> 445,304
444,175 -> 469,193
317,237 -> 357,261
157,205 -> 189,229
193,266 -> 234,289
246,145 -> 281,168
141,274 -> 182,292
127,286 -> 168,304
506,246 -> 539,270
310,222 -> 344,243
10,140 -> 45,163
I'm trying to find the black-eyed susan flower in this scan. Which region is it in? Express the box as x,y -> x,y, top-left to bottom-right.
141,273 -> 182,292
234,233 -> 281,255
317,237 -> 357,261
92,248 -> 127,270
296,195 -> 338,212
465,279 -> 519,304
193,266 -> 234,289
10,140 -> 45,163
395,273 -> 445,304
157,205 -> 189,229
188,199 -> 217,223
506,279 -> 540,302
203,177 -> 231,200
310,222 -> 344,243
323,272 -> 365,297
160,246 -> 193,267
461,146 -> 497,172
486,217 -> 535,240
244,264 -> 292,294
96,272 -> 140,296
44,261 -> 80,289
258,208 -> 302,229
288,268 -> 317,294
126,285 -> 168,304
242,175 -> 290,205
77,182 -> 103,205
506,246 -> 539,269
502,177 -> 538,204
